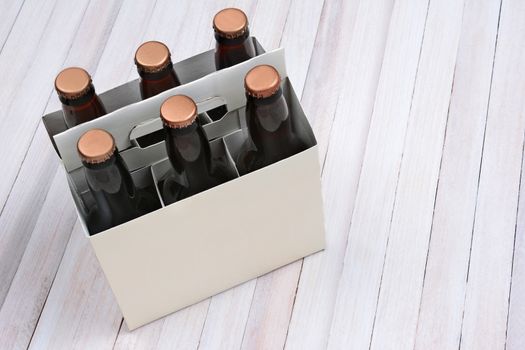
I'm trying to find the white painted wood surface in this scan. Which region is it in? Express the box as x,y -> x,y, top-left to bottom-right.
0,0 -> 523,349
414,0 -> 501,348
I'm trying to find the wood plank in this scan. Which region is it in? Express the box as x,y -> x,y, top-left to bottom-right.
285,1 -> 395,348
0,169 -> 76,350
0,0 -> 57,118
0,0 -> 97,309
324,0 -> 430,347
0,0 -> 86,207
0,0 -> 25,53
413,0 -> 501,349
279,0 -> 325,96
114,301 -> 209,350
241,263 -> 299,350
198,281 -> 255,350
239,1 -> 325,349
249,0 -> 291,51
28,222 -> 122,350
0,125 -> 60,307
367,0 -> 464,348
460,0 -> 525,348
303,0 -> 360,161
507,146 -> 525,350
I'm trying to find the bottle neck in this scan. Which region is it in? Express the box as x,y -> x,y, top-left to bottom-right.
214,30 -> 256,70
138,64 -> 181,99
83,153 -> 138,225
61,87 -> 106,128
164,120 -> 213,190
246,88 -> 296,155
83,153 -> 136,197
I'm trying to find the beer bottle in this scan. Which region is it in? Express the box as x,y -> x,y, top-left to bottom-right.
160,95 -> 236,204
237,65 -> 309,175
134,41 -> 181,99
213,8 -> 256,70
55,67 -> 107,128
77,129 -> 156,234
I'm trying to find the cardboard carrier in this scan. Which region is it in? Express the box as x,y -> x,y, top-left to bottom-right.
42,40 -> 326,330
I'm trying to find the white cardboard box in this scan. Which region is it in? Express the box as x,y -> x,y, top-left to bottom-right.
42,44 -> 326,330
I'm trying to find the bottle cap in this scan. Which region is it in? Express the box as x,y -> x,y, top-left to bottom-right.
244,64 -> 281,98
135,41 -> 172,73
160,95 -> 198,128
77,129 -> 116,164
55,67 -> 93,100
213,8 -> 249,39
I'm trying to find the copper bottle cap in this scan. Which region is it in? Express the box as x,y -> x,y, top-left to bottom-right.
244,64 -> 281,98
160,95 -> 198,128
135,41 -> 172,73
77,129 -> 116,164
55,67 -> 93,100
213,8 -> 249,39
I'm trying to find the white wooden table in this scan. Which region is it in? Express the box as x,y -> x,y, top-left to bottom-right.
1,0 -> 524,349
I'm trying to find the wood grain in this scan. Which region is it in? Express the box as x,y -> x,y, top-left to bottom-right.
0,169 -> 76,350
369,0 -> 465,348
414,0 -> 501,348
460,0 -> 525,349
28,222 -> 122,350
0,0 -> 57,121
326,0 -> 430,348
303,0 -> 361,162
0,0 -> 90,208
0,0 -> 25,53
507,143 -> 525,350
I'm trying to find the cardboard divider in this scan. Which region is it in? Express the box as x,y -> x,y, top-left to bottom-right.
151,138 -> 239,207
129,99 -> 220,144
69,164 -> 162,237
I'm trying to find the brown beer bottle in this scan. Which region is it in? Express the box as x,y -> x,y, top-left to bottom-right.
213,8 -> 256,70
160,95 -> 236,204
134,41 -> 181,99
237,65 -> 309,175
78,129 -> 157,234
55,67 -> 107,128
